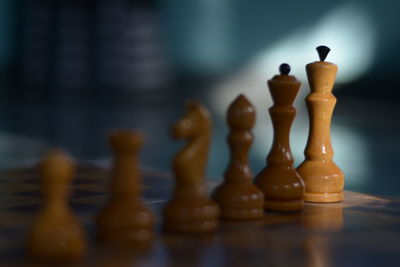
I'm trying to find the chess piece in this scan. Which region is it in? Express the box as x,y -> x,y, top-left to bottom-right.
254,63 -> 304,211
212,95 -> 264,219
27,150 -> 86,261
96,130 -> 155,246
296,46 -> 344,202
163,101 -> 219,233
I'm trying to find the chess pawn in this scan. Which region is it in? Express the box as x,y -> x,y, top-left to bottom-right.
212,95 -> 264,219
27,150 -> 87,261
163,101 -> 219,233
296,46 -> 344,203
96,130 -> 155,246
254,64 -> 304,211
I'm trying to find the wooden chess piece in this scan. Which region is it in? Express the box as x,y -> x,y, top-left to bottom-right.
163,101 -> 219,233
212,94 -> 264,219
254,63 -> 304,211
96,130 -> 155,246
296,46 -> 344,203
27,150 -> 87,261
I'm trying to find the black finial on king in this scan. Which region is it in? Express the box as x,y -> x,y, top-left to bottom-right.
316,45 -> 330,62
279,63 -> 291,75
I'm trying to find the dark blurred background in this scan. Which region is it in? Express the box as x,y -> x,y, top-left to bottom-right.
0,0 -> 399,196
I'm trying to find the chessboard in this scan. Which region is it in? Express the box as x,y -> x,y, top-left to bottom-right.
0,163 -> 400,266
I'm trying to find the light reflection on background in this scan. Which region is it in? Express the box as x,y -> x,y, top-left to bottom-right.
209,3 -> 376,116
207,3 -> 375,189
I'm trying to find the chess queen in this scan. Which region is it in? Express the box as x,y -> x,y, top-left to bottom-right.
254,64 -> 304,211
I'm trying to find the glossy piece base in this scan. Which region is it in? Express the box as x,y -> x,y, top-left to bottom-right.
96,202 -> 155,245
163,198 -> 219,234
304,191 -> 344,203
213,182 -> 264,220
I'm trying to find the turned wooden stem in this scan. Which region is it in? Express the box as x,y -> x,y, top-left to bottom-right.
109,131 -> 143,200
303,61 -> 337,161
267,107 -> 295,167
304,96 -> 336,161
224,130 -> 253,182
111,154 -> 140,199
265,75 -> 299,168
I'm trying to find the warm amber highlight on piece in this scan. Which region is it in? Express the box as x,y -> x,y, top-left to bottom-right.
163,101 -> 219,233
297,61 -> 344,202
96,130 -> 155,246
254,73 -> 304,211
212,94 -> 264,219
27,150 -> 87,261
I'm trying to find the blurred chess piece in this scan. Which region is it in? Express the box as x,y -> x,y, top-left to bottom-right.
212,94 -> 264,219
163,101 -> 219,233
27,150 -> 87,261
96,130 -> 155,246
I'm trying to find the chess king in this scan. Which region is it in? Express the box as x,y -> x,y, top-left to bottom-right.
296,46 -> 345,203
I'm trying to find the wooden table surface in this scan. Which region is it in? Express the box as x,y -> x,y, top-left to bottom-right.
0,163 -> 399,266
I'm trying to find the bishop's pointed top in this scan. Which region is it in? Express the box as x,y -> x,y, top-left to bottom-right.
233,94 -> 251,106
227,94 -> 255,130
279,63 -> 291,75
316,45 -> 330,61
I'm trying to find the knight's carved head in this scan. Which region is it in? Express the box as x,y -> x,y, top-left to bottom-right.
172,101 -> 211,140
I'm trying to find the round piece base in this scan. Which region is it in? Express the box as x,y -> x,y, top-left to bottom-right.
264,199 -> 304,211
304,191 -> 343,203
220,207 -> 264,220
163,196 -> 219,234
